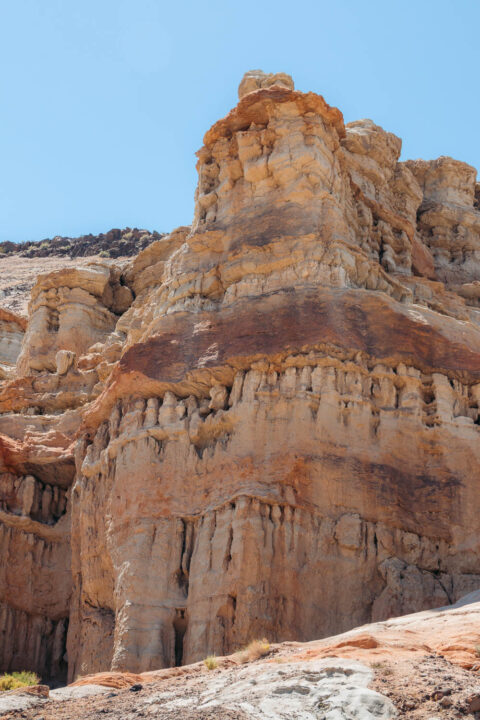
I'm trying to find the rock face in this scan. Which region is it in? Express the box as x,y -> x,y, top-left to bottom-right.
237,69 -> 295,98
1,70 -> 480,684
16,264 -> 133,375
0,309 -> 25,372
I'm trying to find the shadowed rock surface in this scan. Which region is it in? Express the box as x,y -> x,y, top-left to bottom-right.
0,70 -> 480,686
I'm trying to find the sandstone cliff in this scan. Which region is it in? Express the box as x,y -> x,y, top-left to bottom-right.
1,70 -> 479,684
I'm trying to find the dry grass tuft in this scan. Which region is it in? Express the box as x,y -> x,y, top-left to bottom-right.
204,655 -> 218,671
234,638 -> 270,664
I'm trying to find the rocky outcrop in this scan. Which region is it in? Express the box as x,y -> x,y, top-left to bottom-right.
0,408 -> 74,682
0,227 -> 162,259
0,309 -> 25,369
1,70 -> 480,684
237,69 -> 295,98
16,264 -> 132,375
406,156 -> 480,290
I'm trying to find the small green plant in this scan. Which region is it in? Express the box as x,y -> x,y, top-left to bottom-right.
204,655 -> 218,670
99,250 -> 110,258
0,671 -> 40,692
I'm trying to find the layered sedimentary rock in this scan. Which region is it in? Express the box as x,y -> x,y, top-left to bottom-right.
1,71 -> 480,683
16,264 -> 133,375
0,309 -> 25,370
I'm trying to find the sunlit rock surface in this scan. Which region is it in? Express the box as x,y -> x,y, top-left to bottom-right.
1,71 -> 480,683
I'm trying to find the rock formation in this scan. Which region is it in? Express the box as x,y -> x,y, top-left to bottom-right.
0,227 -> 162,260
1,70 -> 480,684
0,229 -> 160,317
0,310 -> 25,374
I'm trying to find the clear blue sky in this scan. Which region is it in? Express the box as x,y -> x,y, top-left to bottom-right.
1,0 -> 479,243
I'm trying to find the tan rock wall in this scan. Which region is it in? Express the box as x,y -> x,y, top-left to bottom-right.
0,309 -> 25,367
0,514 -> 71,680
406,157 -> 480,289
68,354 -> 480,676
16,264 -> 132,375
0,603 -> 68,681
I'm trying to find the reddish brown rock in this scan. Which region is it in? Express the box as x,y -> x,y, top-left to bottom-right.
411,235 -> 436,279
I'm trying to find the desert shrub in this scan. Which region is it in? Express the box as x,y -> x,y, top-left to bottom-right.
0,671 -> 40,692
99,250 -> 110,258
204,655 -> 218,670
234,638 -> 270,664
